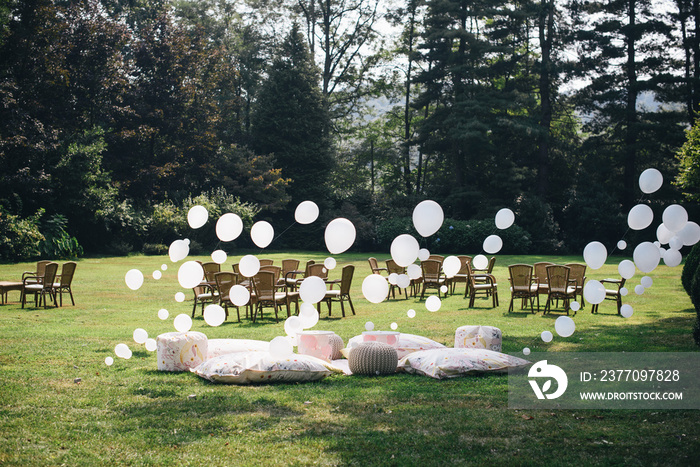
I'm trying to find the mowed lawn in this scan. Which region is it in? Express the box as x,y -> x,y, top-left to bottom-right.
0,252 -> 698,466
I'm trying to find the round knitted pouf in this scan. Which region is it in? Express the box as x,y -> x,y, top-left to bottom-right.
348,341 -> 398,376
329,334 -> 344,360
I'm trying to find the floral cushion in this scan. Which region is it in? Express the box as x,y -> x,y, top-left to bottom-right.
206,339 -> 269,359
454,325 -> 502,352
157,331 -> 208,372
398,348 -> 529,380
191,351 -> 342,384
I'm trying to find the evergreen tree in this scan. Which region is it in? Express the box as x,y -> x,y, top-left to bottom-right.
251,23 -> 333,207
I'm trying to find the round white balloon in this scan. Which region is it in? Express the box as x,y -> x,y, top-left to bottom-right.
173,314 -> 192,333
656,223 -> 674,245
211,249 -> 227,264
362,274 -> 389,304
617,240 -> 627,250
570,301 -> 581,312
442,256 -> 461,278
390,234 -> 420,267
483,235 -> 503,254
388,273 -> 398,285
187,205 -> 208,229
105,356 -> 114,366
633,241 -> 661,273
216,213 -> 243,242
407,264 -> 422,280
239,255 -> 261,277
125,269 -> 144,291
583,280 -> 606,305
669,236 -> 683,251
555,316 -> 576,337
298,303 -> 319,329
618,260 -> 636,280
620,287 -> 629,296
168,239 -> 189,263
295,201 -> 320,225
158,308 -> 169,320
145,338 -> 157,352
269,336 -> 293,358
583,241 -> 607,270
639,168 -> 663,194
299,276 -> 327,304
397,274 -> 411,289
407,309 -> 416,318
251,221 -> 274,248
284,315 -> 303,337
635,285 -> 645,295
115,343 -> 132,359
133,328 -> 148,344
324,218 -> 356,254
495,208 -> 515,229
620,304 -> 634,318
390,322 -> 398,330
523,347 -> 531,356
178,261 -> 204,289
425,295 -> 441,312
678,221 -> 700,246
230,285 -> 250,307
541,331 -> 553,343
418,248 -> 430,261
204,304 -> 226,327
472,254 -> 488,270
174,292 -> 186,303
324,257 -> 337,270
662,204 -> 688,233
663,248 -> 682,267
365,321 -> 375,331
641,276 -> 653,288
152,270 -> 162,280
412,200 -> 444,237
627,204 -> 654,230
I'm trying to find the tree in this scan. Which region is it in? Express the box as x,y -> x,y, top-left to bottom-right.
251,24 -> 334,207
676,119 -> 700,202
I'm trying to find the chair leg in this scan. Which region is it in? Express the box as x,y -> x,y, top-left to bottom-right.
69,289 -> 75,306
340,299 -> 345,318
508,297 -> 514,313
348,296 -> 355,315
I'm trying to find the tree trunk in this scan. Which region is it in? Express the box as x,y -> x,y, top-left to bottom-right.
624,0 -> 638,209
536,0 -> 554,198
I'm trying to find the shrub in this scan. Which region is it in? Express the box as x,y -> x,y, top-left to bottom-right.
691,269 -> 700,347
0,208 -> 44,262
682,243 -> 700,296
142,243 -> 168,255
39,214 -> 84,260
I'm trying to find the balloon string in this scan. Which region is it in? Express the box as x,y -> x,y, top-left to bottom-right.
609,192 -> 649,257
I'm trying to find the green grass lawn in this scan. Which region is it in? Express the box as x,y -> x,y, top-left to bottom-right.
0,252 -> 698,465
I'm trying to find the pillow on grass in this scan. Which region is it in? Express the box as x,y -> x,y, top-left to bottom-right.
191,351 -> 342,384
347,333 -> 445,359
207,339 -> 269,359
398,348 -> 529,380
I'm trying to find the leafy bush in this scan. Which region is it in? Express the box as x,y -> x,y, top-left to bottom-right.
142,243 -> 169,255
0,209 -> 44,262
691,269 -> 700,347
375,217 -> 531,254
682,243 -> 700,296
39,214 -> 84,259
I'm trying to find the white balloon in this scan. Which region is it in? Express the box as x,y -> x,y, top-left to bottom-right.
639,168 -> 663,194
407,309 -> 416,318
627,204 -> 654,230
390,322 -> 398,330
541,331 -> 553,343
251,221 -> 274,248
161,264 -> 168,271
295,201 -> 320,225
299,276 -> 327,304
365,321 -> 375,331
239,255 -> 261,277
418,248 -> 430,261
523,347 -> 531,356
620,287 -> 628,296
145,338 -> 157,352
555,316 -> 576,337
618,260 -> 636,280
168,239 -> 189,262
413,200 -> 444,237
230,285 -> 250,307
426,295 -> 441,312
133,328 -> 148,344
442,256 -> 461,278
663,248 -> 682,267
483,234 -> 503,254
173,314 -> 192,333
656,224 -> 674,245
105,356 -> 114,366
635,285 -> 645,295
298,303 -> 319,329
152,270 -> 162,280
495,208 -> 515,229
362,274 -> 389,304
174,292 -> 186,302
115,343 -> 132,359
583,241 -> 607,270
472,254 -> 488,270
641,276 -> 653,288
388,273 -> 398,285
633,241 -> 661,273
620,304 -> 634,318
662,204 -> 688,232
678,221 -> 700,246
284,315 -> 303,337
397,274 -> 411,289
407,264 -> 422,280
204,304 -> 226,326
390,234 -> 420,267
158,309 -> 169,320
669,236 -> 683,251
187,205 -> 208,229
178,261 -> 204,289
125,269 -> 144,290
570,301 -> 581,312
211,249 -> 227,264
583,280 -> 606,305
324,257 -> 337,270
324,218 -> 356,254
617,240 -> 627,250
269,336 -> 293,358
216,213 -> 243,242
440,285 -> 448,294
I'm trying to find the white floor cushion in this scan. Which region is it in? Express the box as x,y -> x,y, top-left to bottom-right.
398,348 -> 529,380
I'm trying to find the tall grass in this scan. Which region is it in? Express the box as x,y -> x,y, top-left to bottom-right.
0,252 -> 698,465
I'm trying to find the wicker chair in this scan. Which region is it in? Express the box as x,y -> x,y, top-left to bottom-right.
591,278 -> 626,314
368,257 -> 388,275
259,259 -> 274,267
214,271 -> 238,321
451,255 -> 472,296
386,259 -> 407,299
466,262 -> 499,308
534,261 -> 554,297
251,270 -> 288,323
22,262 -> 58,308
22,260 -> 51,285
544,265 -> 577,315
53,262 -> 77,307
281,259 -> 300,287
420,259 -> 446,299
321,265 -> 356,317
508,264 -> 538,313
565,263 -> 587,308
